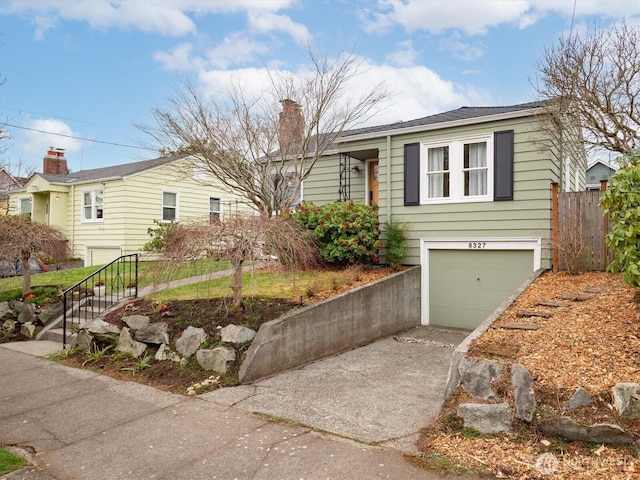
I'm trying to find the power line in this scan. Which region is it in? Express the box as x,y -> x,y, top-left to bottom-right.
4,123 -> 150,150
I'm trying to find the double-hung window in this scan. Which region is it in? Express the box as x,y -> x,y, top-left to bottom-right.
163,192 -> 177,222
421,135 -> 492,204
19,197 -> 32,215
209,197 -> 222,223
82,190 -> 103,222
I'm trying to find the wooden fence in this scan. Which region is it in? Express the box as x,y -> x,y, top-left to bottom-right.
552,183 -> 612,271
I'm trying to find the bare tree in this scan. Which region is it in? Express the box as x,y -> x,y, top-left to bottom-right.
154,214 -> 316,311
139,51 -> 389,216
0,216 -> 70,295
534,20 -> 640,161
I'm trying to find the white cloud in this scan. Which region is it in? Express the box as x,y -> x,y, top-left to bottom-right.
438,33 -> 484,61
154,43 -> 203,72
195,58 -> 493,129
247,11 -> 311,45
359,0 -> 639,36
20,119 -> 85,156
385,40 -> 419,66
205,33 -> 271,69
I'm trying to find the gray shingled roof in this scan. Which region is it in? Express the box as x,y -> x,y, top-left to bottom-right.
39,155 -> 181,184
341,101 -> 544,138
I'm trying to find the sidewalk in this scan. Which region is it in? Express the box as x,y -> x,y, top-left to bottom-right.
0,344 -> 479,480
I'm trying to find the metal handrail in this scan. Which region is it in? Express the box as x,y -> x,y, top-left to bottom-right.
61,254 -> 139,347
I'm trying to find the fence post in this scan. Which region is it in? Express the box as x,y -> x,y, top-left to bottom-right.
601,180 -> 609,269
552,182 -> 559,271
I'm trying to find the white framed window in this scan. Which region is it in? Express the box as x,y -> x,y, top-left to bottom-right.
19,197 -> 32,215
82,190 -> 103,222
209,197 -> 222,223
420,134 -> 493,204
162,191 -> 178,222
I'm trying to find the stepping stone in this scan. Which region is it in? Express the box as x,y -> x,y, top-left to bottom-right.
516,310 -> 552,318
583,288 -> 608,294
501,322 -> 540,331
558,294 -> 591,302
536,301 -> 570,308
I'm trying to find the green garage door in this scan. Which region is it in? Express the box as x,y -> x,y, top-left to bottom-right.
86,248 -> 122,267
429,249 -> 533,330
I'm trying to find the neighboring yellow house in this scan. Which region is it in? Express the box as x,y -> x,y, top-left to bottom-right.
0,167 -> 27,216
9,149 -> 254,266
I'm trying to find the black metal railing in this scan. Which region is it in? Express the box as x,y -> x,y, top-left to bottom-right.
61,254 -> 139,347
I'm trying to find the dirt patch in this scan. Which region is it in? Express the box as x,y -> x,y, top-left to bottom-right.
419,271 -> 640,479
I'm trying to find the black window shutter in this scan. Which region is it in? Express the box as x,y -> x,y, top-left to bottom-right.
494,130 -> 514,201
404,143 -> 420,205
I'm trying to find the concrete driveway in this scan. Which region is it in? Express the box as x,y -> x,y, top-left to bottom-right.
202,325 -> 469,453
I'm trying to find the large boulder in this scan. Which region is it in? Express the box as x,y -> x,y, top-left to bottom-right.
612,383 -> 640,419
83,319 -> 121,335
0,302 -> 12,319
567,387 -> 594,411
220,325 -> 257,344
175,326 -> 207,357
135,322 -> 169,345
17,303 -> 36,324
540,416 -> 633,444
459,358 -> 503,400
38,302 -> 64,326
511,363 -> 536,422
115,327 -> 147,358
457,403 -> 512,434
196,347 -> 236,373
123,315 -> 150,330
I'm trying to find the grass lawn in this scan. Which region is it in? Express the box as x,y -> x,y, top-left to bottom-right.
0,448 -> 28,475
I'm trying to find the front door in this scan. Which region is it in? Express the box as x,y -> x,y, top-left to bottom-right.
368,160 -> 379,205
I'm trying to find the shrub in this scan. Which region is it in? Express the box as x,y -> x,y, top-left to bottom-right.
599,154 -> 640,286
143,220 -> 178,253
382,218 -> 408,270
292,201 -> 382,265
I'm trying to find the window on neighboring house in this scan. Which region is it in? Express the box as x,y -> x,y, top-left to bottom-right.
82,190 -> 103,222
19,197 -> 32,215
420,135 -> 493,203
209,197 -> 222,223
163,192 -> 177,222
272,172 -> 302,209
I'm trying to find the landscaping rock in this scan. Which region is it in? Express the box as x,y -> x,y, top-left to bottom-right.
516,310 -> 552,318
17,303 -> 36,324
459,357 -> 502,400
123,315 -> 150,330
612,383 -> 640,419
220,324 -> 257,344
175,326 -> 207,357
155,343 -> 183,363
512,363 -> 536,422
83,319 -> 121,335
38,302 -> 64,326
135,322 -> 169,344
116,327 -> 147,358
196,347 -> 236,373
0,302 -> 11,318
500,322 -> 539,331
567,387 -> 594,411
2,319 -> 16,332
20,322 -> 36,339
457,403 -> 512,434
540,416 -> 633,444
76,330 -> 93,350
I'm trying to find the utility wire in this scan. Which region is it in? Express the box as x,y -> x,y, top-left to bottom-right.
3,122 -> 150,150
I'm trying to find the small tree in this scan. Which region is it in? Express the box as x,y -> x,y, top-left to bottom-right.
599,150 -> 640,286
154,214 -> 315,311
292,201 -> 382,265
0,216 -> 70,295
382,218 -> 408,270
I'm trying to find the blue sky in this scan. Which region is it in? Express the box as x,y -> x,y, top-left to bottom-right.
1,0 -> 638,173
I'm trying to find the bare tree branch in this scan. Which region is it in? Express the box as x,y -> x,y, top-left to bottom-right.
138,50 -> 389,216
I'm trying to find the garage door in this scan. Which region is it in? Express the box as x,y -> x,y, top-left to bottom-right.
86,247 -> 122,267
428,249 -> 534,330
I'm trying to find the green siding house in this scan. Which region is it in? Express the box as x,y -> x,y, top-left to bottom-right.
300,101 -> 586,329
9,149 -> 252,266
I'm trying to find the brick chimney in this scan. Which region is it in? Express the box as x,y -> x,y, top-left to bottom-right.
278,99 -> 304,155
43,148 -> 69,175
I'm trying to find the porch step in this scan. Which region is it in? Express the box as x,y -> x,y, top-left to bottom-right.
43,328 -> 77,345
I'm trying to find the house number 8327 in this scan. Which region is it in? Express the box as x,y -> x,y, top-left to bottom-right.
468,242 -> 486,249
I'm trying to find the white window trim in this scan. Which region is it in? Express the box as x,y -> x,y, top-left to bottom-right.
162,191 -> 179,222
420,237 -> 542,325
420,133 -> 494,205
209,196 -> 224,222
81,189 -> 104,223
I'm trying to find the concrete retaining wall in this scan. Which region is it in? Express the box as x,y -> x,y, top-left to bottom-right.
238,266 -> 421,383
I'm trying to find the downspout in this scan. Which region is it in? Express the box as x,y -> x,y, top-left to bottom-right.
71,184 -> 76,258
386,134 -> 392,223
